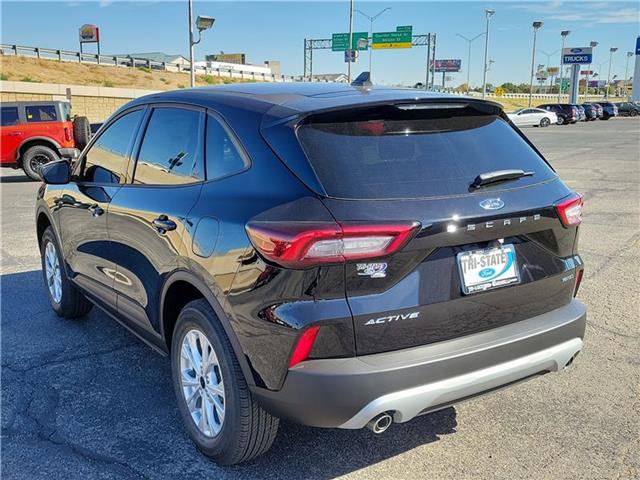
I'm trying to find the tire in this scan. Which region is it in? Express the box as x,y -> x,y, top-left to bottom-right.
540,117 -> 550,127
22,145 -> 59,181
629,110 -> 638,117
73,116 -> 91,149
557,116 -> 565,125
40,227 -> 93,318
171,299 -> 279,465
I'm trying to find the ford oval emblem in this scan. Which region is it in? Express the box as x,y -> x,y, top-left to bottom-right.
479,268 -> 496,278
570,48 -> 583,53
479,198 -> 505,210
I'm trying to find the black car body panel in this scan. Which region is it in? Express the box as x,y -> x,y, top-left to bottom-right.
36,83 -> 586,428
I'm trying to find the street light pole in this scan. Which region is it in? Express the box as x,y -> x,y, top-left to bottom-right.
558,30 -> 570,103
584,41 -> 598,102
539,49 -> 560,93
188,0 -> 195,87
528,21 -> 543,107
456,32 -> 484,94
606,47 -> 617,98
356,7 -> 391,75
347,0 -> 354,82
624,51 -> 633,98
482,9 -> 495,99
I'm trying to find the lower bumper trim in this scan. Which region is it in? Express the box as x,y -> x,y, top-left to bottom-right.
339,337 -> 583,429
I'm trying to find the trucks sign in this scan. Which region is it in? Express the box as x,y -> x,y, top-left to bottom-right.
432,59 -> 461,72
562,47 -> 593,65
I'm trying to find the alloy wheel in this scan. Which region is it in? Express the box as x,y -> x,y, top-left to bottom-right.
180,328 -> 225,437
30,153 -> 50,174
44,241 -> 62,303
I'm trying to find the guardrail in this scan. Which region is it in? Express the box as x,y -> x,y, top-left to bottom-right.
0,43 -> 315,83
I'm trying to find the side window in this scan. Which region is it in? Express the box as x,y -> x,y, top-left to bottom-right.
25,105 -> 58,122
1,107 -> 19,126
205,114 -> 247,180
80,109 -> 144,184
133,107 -> 204,185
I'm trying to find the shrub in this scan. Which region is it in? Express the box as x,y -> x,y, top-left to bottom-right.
136,66 -> 152,74
103,80 -> 114,87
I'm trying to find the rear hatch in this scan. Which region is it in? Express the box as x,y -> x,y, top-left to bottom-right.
265,99 -> 583,355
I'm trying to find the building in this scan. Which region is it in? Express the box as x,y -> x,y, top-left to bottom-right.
311,73 -> 349,83
111,52 -> 190,66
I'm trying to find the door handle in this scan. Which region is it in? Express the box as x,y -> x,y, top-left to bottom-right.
152,215 -> 177,234
88,204 -> 104,217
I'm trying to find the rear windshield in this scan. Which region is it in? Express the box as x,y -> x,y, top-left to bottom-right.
297,107 -> 556,199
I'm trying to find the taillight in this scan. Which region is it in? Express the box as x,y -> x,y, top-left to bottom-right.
246,221 -> 419,268
574,268 -> 584,297
555,193 -> 583,227
289,326 -> 320,367
64,126 -> 72,142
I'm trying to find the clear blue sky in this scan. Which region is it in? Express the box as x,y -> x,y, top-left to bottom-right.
2,1 -> 638,86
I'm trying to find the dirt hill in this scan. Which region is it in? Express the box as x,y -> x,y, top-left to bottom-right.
0,55 -> 248,90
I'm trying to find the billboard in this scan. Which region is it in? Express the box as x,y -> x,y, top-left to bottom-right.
79,24 -> 99,43
547,67 -> 559,76
206,53 -> 246,65
588,80 -> 606,88
432,59 -> 461,72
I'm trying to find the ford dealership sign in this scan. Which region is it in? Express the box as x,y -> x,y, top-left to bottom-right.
562,47 -> 593,65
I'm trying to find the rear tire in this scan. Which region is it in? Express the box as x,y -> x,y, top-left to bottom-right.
171,299 -> 279,465
73,116 -> 91,150
40,227 -> 93,318
540,117 -> 550,127
557,116 -> 565,125
22,145 -> 59,181
629,110 -> 638,117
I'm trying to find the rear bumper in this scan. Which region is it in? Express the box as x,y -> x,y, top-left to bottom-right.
252,300 -> 586,428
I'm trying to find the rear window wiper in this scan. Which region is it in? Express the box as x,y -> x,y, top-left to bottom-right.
470,169 -> 534,190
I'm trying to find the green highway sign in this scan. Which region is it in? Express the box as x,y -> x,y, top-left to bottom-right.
332,32 -> 368,52
372,25 -> 413,49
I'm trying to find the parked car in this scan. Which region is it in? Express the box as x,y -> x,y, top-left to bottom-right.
0,101 -> 91,180
537,103 -> 578,125
597,102 -> 619,120
614,102 -> 640,117
36,84 -> 586,465
507,107 -> 557,127
581,103 -> 600,120
573,105 -> 587,122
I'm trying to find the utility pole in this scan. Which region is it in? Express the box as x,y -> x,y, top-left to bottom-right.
558,30 -> 570,102
347,0 -> 354,82
539,49 -> 560,94
356,7 -> 391,76
482,9 -> 495,99
456,32 -> 484,94
528,21 -> 543,107
606,47 -> 618,98
188,0 -> 195,87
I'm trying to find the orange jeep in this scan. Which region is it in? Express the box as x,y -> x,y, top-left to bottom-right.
1,101 -> 91,180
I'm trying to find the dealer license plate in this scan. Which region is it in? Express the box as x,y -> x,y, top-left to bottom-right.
457,244 -> 520,294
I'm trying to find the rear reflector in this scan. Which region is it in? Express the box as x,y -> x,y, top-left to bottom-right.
289,326 -> 320,367
246,221 -> 420,268
64,126 -> 72,142
555,193 -> 583,227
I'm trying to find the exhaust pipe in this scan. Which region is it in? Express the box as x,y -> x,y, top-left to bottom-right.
367,412 -> 393,434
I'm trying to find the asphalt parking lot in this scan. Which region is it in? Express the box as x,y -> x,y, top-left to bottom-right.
1,118 -> 639,480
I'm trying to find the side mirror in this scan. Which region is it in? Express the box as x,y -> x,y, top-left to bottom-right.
40,160 -> 71,185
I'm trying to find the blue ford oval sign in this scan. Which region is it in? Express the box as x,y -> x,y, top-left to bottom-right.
479,268 -> 496,278
479,198 -> 505,210
570,48 -> 583,53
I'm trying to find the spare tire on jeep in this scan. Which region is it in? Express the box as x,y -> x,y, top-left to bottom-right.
73,116 -> 91,150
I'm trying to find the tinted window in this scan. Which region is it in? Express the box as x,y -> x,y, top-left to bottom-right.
81,110 -> 143,184
25,105 -> 57,122
206,114 -> 246,180
134,107 -> 204,185
297,110 -> 556,199
1,107 -> 19,126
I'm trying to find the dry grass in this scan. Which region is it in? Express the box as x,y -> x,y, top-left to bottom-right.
0,55 -> 250,90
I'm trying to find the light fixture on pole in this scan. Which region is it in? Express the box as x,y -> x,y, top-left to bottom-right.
482,9 -> 495,100
606,47 -> 618,98
584,41 -> 598,102
557,30 -> 570,102
624,51 -> 633,98
528,21 -> 543,107
188,0 -> 215,87
456,32 -> 484,94
356,7 -> 391,76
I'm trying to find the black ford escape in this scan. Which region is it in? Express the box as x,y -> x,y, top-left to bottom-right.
36,83 -> 586,465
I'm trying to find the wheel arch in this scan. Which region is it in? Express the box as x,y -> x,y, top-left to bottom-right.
18,137 -> 61,164
159,270 -> 256,386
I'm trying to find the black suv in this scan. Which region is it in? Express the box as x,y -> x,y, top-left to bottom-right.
597,101 -> 619,119
615,101 -> 639,117
36,84 -> 587,465
537,103 -> 578,125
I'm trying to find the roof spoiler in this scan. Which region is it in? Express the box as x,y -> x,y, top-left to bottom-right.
351,71 -> 372,87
